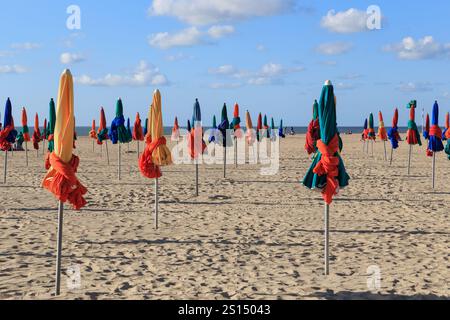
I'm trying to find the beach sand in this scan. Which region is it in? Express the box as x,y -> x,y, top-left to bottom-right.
0,135 -> 448,300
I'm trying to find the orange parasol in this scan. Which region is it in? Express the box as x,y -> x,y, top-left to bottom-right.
41,69 -> 87,296
139,90 -> 172,229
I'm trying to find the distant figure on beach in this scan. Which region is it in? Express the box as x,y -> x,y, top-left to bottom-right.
290,127 -> 295,136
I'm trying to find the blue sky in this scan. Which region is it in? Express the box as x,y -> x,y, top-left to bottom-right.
0,0 -> 449,127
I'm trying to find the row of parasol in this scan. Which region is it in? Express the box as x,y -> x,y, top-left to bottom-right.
360,100 -> 450,189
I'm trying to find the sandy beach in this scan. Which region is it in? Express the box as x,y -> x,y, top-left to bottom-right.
0,134 -> 448,300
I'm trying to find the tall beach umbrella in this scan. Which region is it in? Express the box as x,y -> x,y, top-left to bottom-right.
208,115 -> 219,144
368,113 -> 376,156
218,103 -> 231,178
21,107 -> 31,166
89,120 -> 97,153
406,100 -> 422,175
427,101 -> 444,189
442,112 -> 449,141
42,118 -> 48,155
139,89 -> 172,229
387,108 -> 401,165
378,111 -> 388,161
305,100 -> 320,155
362,118 -> 369,153
144,118 -> 149,136
302,80 -> 350,275
245,111 -> 256,145
445,120 -> 450,160
47,98 -> 56,153
126,117 -> 133,152
32,113 -> 42,155
171,116 -> 180,142
109,98 -> 128,180
270,117 -> 277,143
97,107 -> 110,164
423,113 -> 430,140
279,119 -> 286,138
256,113 -> 263,142
41,69 -> 87,296
133,112 -> 144,158
189,99 -> 207,196
0,98 -> 18,183
230,103 -> 242,167
263,115 -> 270,139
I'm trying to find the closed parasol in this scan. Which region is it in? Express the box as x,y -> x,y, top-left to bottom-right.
41,69 -> 87,295
302,80 -> 350,275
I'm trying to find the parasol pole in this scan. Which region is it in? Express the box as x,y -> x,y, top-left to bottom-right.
235,137 -> 238,168
137,141 -> 140,159
105,141 -> 110,165
195,162 -> 199,197
407,145 -> 412,175
92,140 -> 95,153
383,141 -> 387,161
324,203 -> 330,275
118,143 -> 121,180
42,139 -> 46,156
223,146 -> 227,178
55,200 -> 64,296
3,150 -> 7,184
371,140 -> 374,157
154,178 -> 159,229
432,152 -> 436,190
390,147 -> 394,166
25,141 -> 29,167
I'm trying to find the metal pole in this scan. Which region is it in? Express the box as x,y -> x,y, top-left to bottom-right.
3,151 -> 7,184
195,163 -> 199,196
25,141 -> 29,167
55,201 -> 64,296
371,140 -> 374,157
105,141 -> 110,165
118,143 -> 121,180
390,147 -> 394,166
432,153 -> 436,190
234,137 -> 238,168
407,145 -> 412,176
155,178 -> 159,230
324,203 -> 330,276
137,141 -> 140,159
383,141 -> 387,161
92,140 -> 95,153
223,147 -> 227,178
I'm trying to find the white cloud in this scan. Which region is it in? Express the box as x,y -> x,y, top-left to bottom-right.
316,42 -> 353,55
396,82 -> 433,93
165,52 -> 192,61
335,82 -> 356,90
209,62 -> 304,87
149,25 -> 234,49
207,25 -> 235,38
149,27 -> 206,49
321,8 -> 370,33
384,36 -> 450,60
209,64 -> 237,75
11,42 -> 41,50
75,61 -> 169,87
60,52 -> 86,64
339,73 -> 363,80
0,65 -> 28,74
149,0 -> 294,25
